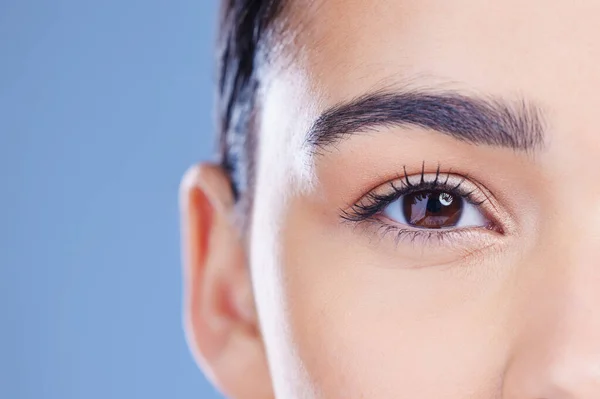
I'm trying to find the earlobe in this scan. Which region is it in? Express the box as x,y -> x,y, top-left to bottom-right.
179,164 -> 273,399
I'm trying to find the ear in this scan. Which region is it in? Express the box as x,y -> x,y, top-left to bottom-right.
179,164 -> 273,399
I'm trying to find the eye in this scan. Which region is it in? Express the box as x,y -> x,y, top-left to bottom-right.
340,167 -> 501,240
382,189 -> 488,229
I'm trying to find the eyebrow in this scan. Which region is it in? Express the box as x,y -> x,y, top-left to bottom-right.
305,89 -> 546,154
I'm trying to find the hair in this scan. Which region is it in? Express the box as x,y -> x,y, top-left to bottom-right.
216,0 -> 286,213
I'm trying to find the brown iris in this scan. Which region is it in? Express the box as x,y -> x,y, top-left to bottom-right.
401,190 -> 463,228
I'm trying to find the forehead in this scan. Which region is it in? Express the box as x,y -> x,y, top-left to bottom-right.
279,0 -> 600,99
256,0 -> 600,186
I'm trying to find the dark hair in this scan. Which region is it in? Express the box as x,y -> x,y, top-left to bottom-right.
217,0 -> 285,209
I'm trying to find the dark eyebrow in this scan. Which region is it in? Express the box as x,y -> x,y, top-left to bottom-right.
305,90 -> 546,154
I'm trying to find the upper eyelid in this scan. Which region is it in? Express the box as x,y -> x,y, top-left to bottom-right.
378,174 -> 486,202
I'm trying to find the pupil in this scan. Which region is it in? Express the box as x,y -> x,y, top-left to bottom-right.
426,196 -> 442,213
402,190 -> 463,228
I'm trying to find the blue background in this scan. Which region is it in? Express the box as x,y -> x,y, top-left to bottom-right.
1,1 -> 223,398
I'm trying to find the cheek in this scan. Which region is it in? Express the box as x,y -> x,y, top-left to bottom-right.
275,204 -> 511,398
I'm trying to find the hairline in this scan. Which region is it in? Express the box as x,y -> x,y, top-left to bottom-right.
217,0 -> 290,231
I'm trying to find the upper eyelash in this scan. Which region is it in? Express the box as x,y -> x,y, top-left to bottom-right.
340,165 -> 487,223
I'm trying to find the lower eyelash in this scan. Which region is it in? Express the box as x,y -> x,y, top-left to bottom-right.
349,216 -> 478,246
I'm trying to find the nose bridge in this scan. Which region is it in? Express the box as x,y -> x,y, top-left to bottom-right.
502,224 -> 600,398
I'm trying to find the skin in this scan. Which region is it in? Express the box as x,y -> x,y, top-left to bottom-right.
180,0 -> 600,397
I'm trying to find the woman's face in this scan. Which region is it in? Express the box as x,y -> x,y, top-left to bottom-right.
248,0 -> 600,397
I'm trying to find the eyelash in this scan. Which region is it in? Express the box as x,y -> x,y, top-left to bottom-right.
340,164 -> 497,244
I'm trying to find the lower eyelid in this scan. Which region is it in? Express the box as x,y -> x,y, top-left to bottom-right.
351,216 -> 503,260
